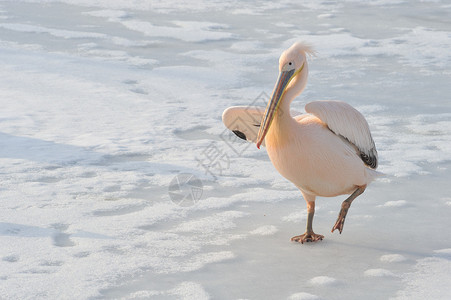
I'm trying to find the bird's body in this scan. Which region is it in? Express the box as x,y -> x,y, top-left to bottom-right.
222,42 -> 381,243
266,113 -> 374,198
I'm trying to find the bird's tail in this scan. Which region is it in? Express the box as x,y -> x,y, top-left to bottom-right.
365,168 -> 386,182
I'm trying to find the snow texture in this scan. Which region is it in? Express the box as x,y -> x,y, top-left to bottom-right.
288,292 -> 320,300
380,254 -> 407,263
364,268 -> 397,278
309,276 -> 338,286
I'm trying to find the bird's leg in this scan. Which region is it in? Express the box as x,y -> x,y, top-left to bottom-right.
291,201 -> 324,244
332,185 -> 366,234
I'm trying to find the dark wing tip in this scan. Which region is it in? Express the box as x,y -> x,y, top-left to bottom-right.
232,130 -> 247,141
360,150 -> 378,169
335,131 -> 378,169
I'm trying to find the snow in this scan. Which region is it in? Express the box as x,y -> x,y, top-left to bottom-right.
364,269 -> 397,278
434,248 -> 451,257
380,254 -> 407,263
173,211 -> 246,234
282,210 -> 308,223
379,200 -> 408,208
249,225 -> 278,236
393,251 -> 451,300
0,0 -> 450,299
309,276 -> 338,286
288,292 -> 320,300
117,20 -> 235,43
125,282 -> 210,300
0,23 -> 107,39
83,9 -> 130,21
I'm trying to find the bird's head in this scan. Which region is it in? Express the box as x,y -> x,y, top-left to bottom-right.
256,42 -> 314,149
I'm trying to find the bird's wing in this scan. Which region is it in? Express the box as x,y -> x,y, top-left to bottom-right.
305,100 -> 378,169
222,106 -> 266,146
222,106 -> 303,147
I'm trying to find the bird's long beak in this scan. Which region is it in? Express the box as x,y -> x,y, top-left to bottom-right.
256,63 -> 304,149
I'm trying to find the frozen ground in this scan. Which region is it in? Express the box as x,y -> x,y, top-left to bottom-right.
0,0 -> 450,299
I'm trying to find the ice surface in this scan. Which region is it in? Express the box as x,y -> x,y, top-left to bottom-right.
0,0 -> 450,299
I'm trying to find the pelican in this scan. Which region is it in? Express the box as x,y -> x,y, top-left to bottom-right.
222,42 -> 381,243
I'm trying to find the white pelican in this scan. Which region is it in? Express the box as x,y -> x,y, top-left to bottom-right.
222,42 -> 381,243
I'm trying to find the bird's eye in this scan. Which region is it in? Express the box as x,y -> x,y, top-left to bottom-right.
289,62 -> 292,65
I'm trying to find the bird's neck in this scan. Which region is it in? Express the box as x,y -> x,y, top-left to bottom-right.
266,67 -> 308,148
266,96 -> 296,148
266,109 -> 295,149
280,64 -> 308,114
275,66 -> 308,123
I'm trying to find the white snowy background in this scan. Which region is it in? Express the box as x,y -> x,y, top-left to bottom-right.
1,0 -> 450,299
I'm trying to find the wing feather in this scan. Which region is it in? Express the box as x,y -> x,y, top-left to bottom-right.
222,106 -> 265,146
222,106 -> 301,147
305,100 -> 378,169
